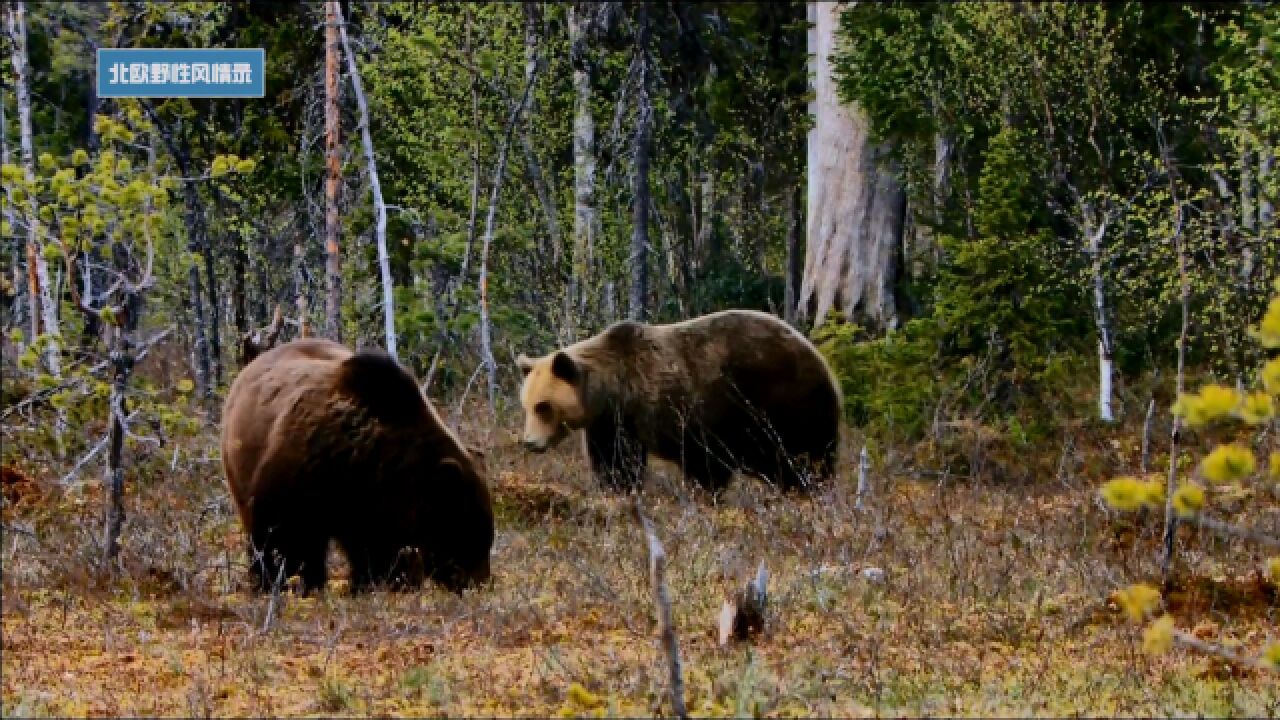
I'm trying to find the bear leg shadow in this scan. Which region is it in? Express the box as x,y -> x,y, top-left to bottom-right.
584,416 -> 647,492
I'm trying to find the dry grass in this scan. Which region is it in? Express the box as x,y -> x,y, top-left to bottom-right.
2,406 -> 1278,718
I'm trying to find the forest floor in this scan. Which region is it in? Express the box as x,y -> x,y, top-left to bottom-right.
2,407 -> 1278,718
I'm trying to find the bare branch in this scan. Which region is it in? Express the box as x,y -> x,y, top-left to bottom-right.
633,498 -> 687,719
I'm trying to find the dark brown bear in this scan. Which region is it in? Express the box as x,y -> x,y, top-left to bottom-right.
516,310 -> 842,492
221,338 -> 493,594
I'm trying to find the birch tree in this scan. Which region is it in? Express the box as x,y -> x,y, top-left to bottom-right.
334,1 -> 397,359
798,1 -> 905,332
8,0 -> 62,376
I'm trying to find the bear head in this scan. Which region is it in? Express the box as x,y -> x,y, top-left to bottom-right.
516,350 -> 587,452
414,453 -> 494,592
337,349 -> 495,593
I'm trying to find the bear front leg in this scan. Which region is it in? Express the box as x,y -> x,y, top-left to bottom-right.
249,516 -> 329,595
583,416 -> 647,491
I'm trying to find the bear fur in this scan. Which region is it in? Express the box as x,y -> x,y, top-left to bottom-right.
516,310 -> 842,492
221,338 -> 494,594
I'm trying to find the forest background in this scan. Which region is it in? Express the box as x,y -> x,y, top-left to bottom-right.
1,2 -> 1278,717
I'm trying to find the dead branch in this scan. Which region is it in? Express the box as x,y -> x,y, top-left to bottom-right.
238,304 -> 284,367
855,444 -> 871,511
633,498 -> 687,719
718,560 -> 768,647
1173,629 -> 1277,671
1185,514 -> 1280,550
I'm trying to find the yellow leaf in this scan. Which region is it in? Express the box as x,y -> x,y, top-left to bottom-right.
1237,391 -> 1275,425
175,378 -> 195,394
1263,642 -> 1280,670
1252,297 -> 1280,348
1266,557 -> 1280,586
1140,478 -> 1165,507
1143,614 -> 1175,656
1262,357 -> 1280,394
1194,384 -> 1242,424
1199,444 -> 1256,483
1172,483 -> 1206,517
566,682 -> 603,710
1099,476 -> 1146,511
1115,583 -> 1162,623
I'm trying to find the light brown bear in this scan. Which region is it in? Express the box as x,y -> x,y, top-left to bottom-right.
516,310 -> 842,492
221,338 -> 494,594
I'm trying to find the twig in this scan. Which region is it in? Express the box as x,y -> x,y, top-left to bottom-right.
450,361 -> 485,428
855,444 -> 871,511
1173,629 -> 1277,671
1140,397 -> 1155,473
1184,514 -> 1280,550
1,325 -> 173,420
261,561 -> 287,634
57,409 -> 137,487
633,498 -> 687,719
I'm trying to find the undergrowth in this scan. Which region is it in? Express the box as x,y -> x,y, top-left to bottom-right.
2,392 -> 1277,717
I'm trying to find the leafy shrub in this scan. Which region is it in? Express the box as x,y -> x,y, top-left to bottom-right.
1100,279 -> 1280,672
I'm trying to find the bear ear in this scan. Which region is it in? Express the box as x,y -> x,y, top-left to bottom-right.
516,353 -> 535,377
550,351 -> 579,384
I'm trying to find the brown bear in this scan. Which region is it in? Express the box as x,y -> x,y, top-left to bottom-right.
221,338 -> 494,594
516,310 -> 842,492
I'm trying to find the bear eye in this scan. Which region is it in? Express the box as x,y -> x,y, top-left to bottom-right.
534,401 -> 552,417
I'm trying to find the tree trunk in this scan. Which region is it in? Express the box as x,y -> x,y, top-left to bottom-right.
443,5 -> 481,321
77,82 -> 103,353
232,227 -> 248,341
906,132 -> 951,280
323,1 -> 344,343
101,290 -> 138,565
798,1 -> 905,332
520,131 -> 563,269
628,2 -> 653,322
9,0 -> 61,375
784,183 -> 803,325
201,239 -> 222,385
0,83 -> 24,338
335,2 -> 397,359
519,5 -> 562,272
1159,141 -> 1188,582
568,2 -> 600,330
172,168 -> 213,399
1084,204 -> 1115,423
694,166 -> 715,279
478,11 -> 540,411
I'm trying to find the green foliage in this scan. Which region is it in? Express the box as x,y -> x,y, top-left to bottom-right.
827,0 -> 1277,456
813,316 -> 940,439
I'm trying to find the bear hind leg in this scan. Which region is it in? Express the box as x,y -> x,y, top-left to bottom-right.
341,537 -> 424,594
676,444 -> 735,494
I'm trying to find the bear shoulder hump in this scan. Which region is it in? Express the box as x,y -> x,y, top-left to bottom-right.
335,350 -> 431,426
